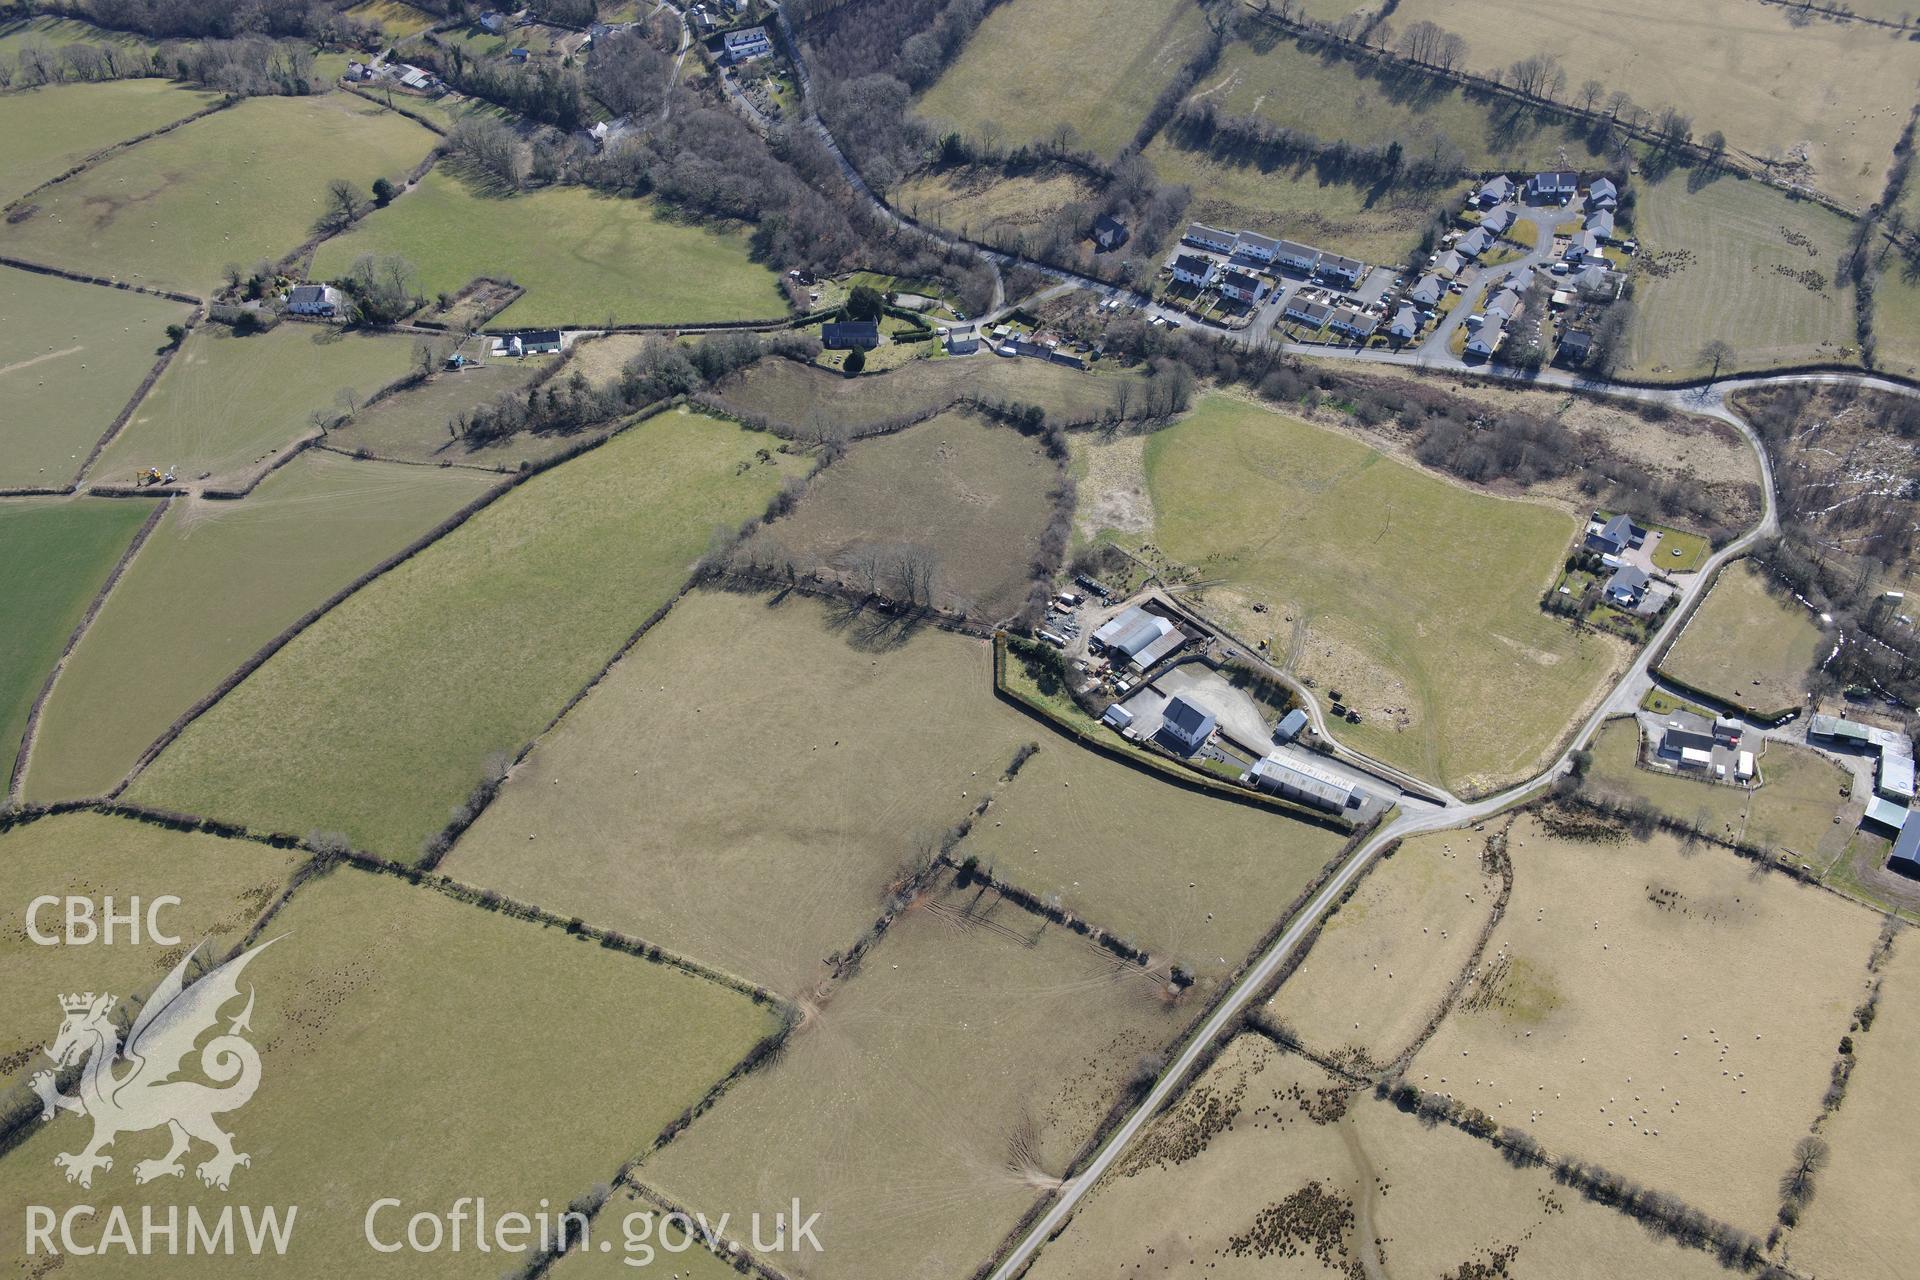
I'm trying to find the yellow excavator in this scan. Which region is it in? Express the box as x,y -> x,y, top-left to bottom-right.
136,465 -> 176,487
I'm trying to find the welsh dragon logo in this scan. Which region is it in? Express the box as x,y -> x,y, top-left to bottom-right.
30,938 -> 278,1191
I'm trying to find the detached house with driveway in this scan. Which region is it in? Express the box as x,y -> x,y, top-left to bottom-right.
1587,177 -> 1618,210
1457,226 -> 1494,259
1388,305 -> 1420,341
1155,696 -> 1217,758
1467,325 -> 1503,357
1410,273 -> 1444,305
1477,174 -> 1516,206
1586,209 -> 1615,240
1586,512 -> 1645,556
1480,205 -> 1515,236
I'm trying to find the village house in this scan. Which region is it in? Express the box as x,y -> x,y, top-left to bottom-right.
1585,512 -> 1645,556
1480,205 -> 1515,236
1155,696 -> 1217,757
286,283 -> 345,316
1476,174 -> 1516,206
723,25 -> 773,61
1170,253 -> 1219,288
1587,177 -> 1618,210
821,319 -> 879,349
1556,328 -> 1594,366
1330,307 -> 1378,339
1388,304 -> 1420,341
1233,230 -> 1280,262
1456,226 -> 1493,259
1527,170 -> 1579,203
942,323 -> 979,355
1092,214 -> 1130,253
1466,325 -> 1503,357
1216,269 -> 1266,304
1409,273 -> 1444,305
1564,230 -> 1602,263
1434,249 -> 1465,277
1483,288 -> 1522,322
1318,253 -> 1365,287
1605,564 -> 1650,608
1586,209 -> 1615,240
1272,239 -> 1322,274
1285,297 -> 1335,329
1183,222 -> 1238,255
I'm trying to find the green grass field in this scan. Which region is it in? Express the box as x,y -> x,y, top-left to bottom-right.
0,497 -> 153,787
127,410 -> 800,858
343,0 -> 437,37
713,353 -> 1146,434
1869,251 -> 1920,382
24,453 -> 497,802
447,589 -> 1031,995
311,167 -> 785,327
1140,395 -> 1626,794
1585,718 -> 1851,859
1199,31 -> 1598,173
0,264 -> 190,489
0,15 -> 159,58
321,349 -> 559,465
0,862 -> 778,1279
0,92 -> 437,294
916,0 -> 1210,158
1393,0 -> 1918,208
1622,170 -> 1861,379
1659,559 -> 1825,716
737,410 -> 1058,620
92,322 -> 420,490
1144,137 -> 1443,262
645,869 -> 1187,1280
955,732 -> 1348,986
0,80 -> 218,207
0,812 -> 300,1086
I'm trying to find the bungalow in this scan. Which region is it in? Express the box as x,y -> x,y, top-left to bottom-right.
1409,273 -> 1444,305
1318,253 -> 1365,287
1585,209 -> 1615,240
1662,710 -> 1717,755
1466,324 -> 1502,357
1433,249 -> 1465,277
1564,231 -> 1601,263
1484,288 -> 1522,322
1273,239 -> 1322,274
723,25 -> 773,60
511,329 -> 564,354
1330,307 -> 1378,339
1170,253 -> 1218,288
1388,304 -> 1421,341
1527,170 -> 1579,203
1216,269 -> 1266,304
1234,230 -> 1280,262
1456,226 -> 1494,259
1285,298 -> 1335,329
1476,174 -> 1516,206
1183,222 -> 1238,255
285,283 -> 344,316
1156,696 -> 1217,757
1092,214 -> 1130,253
821,320 -> 879,349
1587,177 -> 1619,210
1573,263 -> 1620,298
1556,328 -> 1594,366
479,11 -> 506,32
1585,512 -> 1645,556
1605,564 -> 1650,607
1481,205 -> 1515,236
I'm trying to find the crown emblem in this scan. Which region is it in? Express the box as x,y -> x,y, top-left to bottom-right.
59,992 -> 109,1014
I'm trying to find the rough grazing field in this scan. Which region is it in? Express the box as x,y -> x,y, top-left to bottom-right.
546,1201 -> 745,1280
126,411 -> 798,859
25,454 -> 497,802
0,93 -> 437,295
93,323 -> 419,490
1143,395 -> 1626,794
916,0 -> 1211,158
1661,560 -> 1825,716
321,350 -> 559,465
0,265 -> 189,490
1623,171 -> 1861,379
1584,719 -> 1852,861
713,354 -> 1147,433
1144,138 -> 1440,264
1194,32 -> 1596,173
954,740 -> 1347,988
447,589 -> 1031,995
895,163 -> 1098,244
1392,0 -> 1919,207
0,80 -> 218,207
0,812 -> 299,1089
645,870 -> 1187,1280
1410,811 -> 1879,1231
311,168 -> 784,327
1791,933 -> 1920,1280
0,865 -> 778,1279
1027,1035 -> 1730,1280
343,0 -> 436,37
1264,827 -> 1501,1071
0,497 -> 151,787
735,411 -> 1057,620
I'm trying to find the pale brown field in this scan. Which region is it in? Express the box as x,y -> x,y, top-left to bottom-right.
1027,1034 -> 1731,1279
1264,827 -> 1502,1071
1409,811 -> 1881,1231
1661,559 -> 1827,716
643,870 -> 1188,1280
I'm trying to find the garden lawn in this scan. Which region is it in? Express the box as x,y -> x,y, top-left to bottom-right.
91,322 -> 419,490
310,168 -> 785,327
0,92 -> 437,295
24,453 -> 497,802
916,0 -> 1211,158
0,812 -> 300,1091
0,864 -> 778,1279
1659,559 -> 1825,716
1142,394 -> 1626,794
1621,170 -> 1861,379
0,264 -> 189,489
0,496 -> 152,787
0,79 -> 219,207
127,410 -> 799,859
